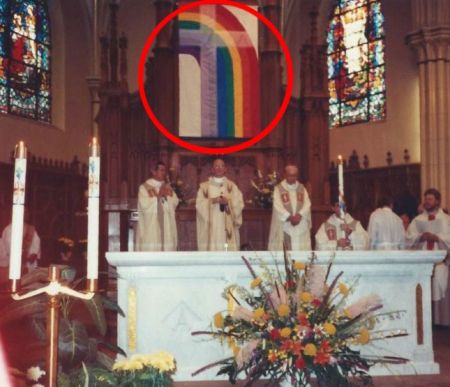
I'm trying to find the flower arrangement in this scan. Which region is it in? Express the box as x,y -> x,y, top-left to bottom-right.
70,352 -> 176,386
167,167 -> 189,206
57,237 -> 74,253
193,252 -> 408,386
250,170 -> 279,208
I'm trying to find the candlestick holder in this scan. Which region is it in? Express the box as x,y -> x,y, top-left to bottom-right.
11,266 -> 95,387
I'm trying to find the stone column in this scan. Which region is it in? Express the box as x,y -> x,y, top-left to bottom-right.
406,0 -> 450,209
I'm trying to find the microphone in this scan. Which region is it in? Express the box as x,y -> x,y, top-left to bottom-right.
219,194 -> 225,212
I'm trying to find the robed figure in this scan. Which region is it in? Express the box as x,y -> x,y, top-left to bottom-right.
136,162 -> 179,251
268,165 -> 311,251
196,159 -> 244,251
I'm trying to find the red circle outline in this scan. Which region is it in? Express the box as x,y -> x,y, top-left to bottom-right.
138,0 -> 293,155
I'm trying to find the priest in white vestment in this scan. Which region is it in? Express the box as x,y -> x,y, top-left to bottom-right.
367,196 -> 405,250
406,188 -> 450,302
268,165 -> 311,251
196,158 -> 244,251
315,200 -> 368,250
136,161 -> 179,251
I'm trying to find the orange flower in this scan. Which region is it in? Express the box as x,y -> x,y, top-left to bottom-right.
277,304 -> 290,317
358,327 -> 370,344
250,277 -> 262,289
292,341 -> 303,355
323,323 -> 336,336
268,350 -> 278,363
214,313 -> 224,328
298,312 -> 309,326
294,261 -> 306,270
253,307 -> 265,319
314,350 -> 331,365
280,327 -> 292,338
300,292 -> 313,303
338,283 -> 349,296
280,339 -> 293,352
303,343 -> 317,357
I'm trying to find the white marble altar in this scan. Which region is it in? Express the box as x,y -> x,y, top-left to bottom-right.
106,250 -> 444,381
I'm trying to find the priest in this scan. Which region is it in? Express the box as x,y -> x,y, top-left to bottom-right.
315,199 -> 368,250
196,158 -> 244,251
268,164 -> 311,251
406,188 -> 450,302
136,161 -> 179,251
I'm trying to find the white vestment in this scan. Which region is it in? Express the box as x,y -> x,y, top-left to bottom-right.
367,207 -> 405,250
406,209 -> 450,301
136,178 -> 179,251
315,213 -> 368,251
1,223 -> 41,271
196,177 -> 244,251
268,180 -> 311,251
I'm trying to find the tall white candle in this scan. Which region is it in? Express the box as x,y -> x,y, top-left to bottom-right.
9,142 -> 27,280
87,137 -> 100,280
337,155 -> 345,220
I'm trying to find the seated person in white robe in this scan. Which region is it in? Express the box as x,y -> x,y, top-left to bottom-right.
196,158 -> 244,251
268,164 -> 311,251
315,200 -> 368,250
136,161 -> 179,251
1,210 -> 41,273
367,196 -> 405,250
406,188 -> 450,302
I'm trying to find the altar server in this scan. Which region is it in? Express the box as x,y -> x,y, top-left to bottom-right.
315,200 -> 368,250
406,188 -> 450,301
268,164 -> 311,251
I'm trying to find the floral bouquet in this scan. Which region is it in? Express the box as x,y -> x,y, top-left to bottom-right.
57,237 -> 75,253
251,170 -> 279,208
192,252 -> 408,386
167,167 -> 189,206
62,352 -> 176,386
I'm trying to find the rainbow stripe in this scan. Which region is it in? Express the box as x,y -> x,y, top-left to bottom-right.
178,5 -> 260,138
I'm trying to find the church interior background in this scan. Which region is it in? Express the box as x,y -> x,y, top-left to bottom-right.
0,0 -> 450,384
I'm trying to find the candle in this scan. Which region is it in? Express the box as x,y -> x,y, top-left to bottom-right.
337,155 -> 345,220
9,141 -> 27,280
87,137 -> 100,280
224,242 -> 228,252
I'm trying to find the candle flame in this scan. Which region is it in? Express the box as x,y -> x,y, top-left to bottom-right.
15,141 -> 27,159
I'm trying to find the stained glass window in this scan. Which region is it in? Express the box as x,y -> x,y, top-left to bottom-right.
0,0 -> 51,122
327,0 -> 385,128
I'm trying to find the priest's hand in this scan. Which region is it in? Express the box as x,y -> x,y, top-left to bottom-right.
343,225 -> 353,237
337,238 -> 351,248
421,232 -> 439,242
159,184 -> 173,198
213,196 -> 228,205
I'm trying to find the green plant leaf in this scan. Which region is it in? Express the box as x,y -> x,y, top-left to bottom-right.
101,295 -> 125,317
0,294 -> 46,326
82,294 -> 107,336
58,318 -> 89,370
30,317 -> 46,341
20,267 -> 48,286
98,340 -> 127,357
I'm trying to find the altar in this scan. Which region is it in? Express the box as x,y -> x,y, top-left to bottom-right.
106,250 -> 444,381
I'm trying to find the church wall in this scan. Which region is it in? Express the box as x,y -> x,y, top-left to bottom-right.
284,0 -> 420,168
329,0 -> 420,168
118,0 -> 156,92
0,0 -> 92,164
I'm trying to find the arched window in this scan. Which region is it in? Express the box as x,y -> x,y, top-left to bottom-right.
327,0 -> 385,128
0,0 -> 51,122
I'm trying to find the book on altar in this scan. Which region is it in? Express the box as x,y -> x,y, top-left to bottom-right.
415,219 -> 443,235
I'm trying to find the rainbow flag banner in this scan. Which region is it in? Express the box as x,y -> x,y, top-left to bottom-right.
178,3 -> 260,139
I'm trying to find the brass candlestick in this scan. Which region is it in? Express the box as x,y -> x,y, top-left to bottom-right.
11,266 -> 95,387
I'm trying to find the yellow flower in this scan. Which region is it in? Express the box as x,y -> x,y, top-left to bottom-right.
303,343 -> 317,357
344,308 -> 352,318
253,307 -> 265,319
112,358 -> 144,371
214,312 -> 224,328
358,327 -> 370,344
294,261 -> 306,270
323,323 -> 336,335
280,327 -> 292,338
338,283 -> 349,296
277,304 -> 290,317
250,277 -> 262,289
232,345 -> 241,357
300,292 -> 313,303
